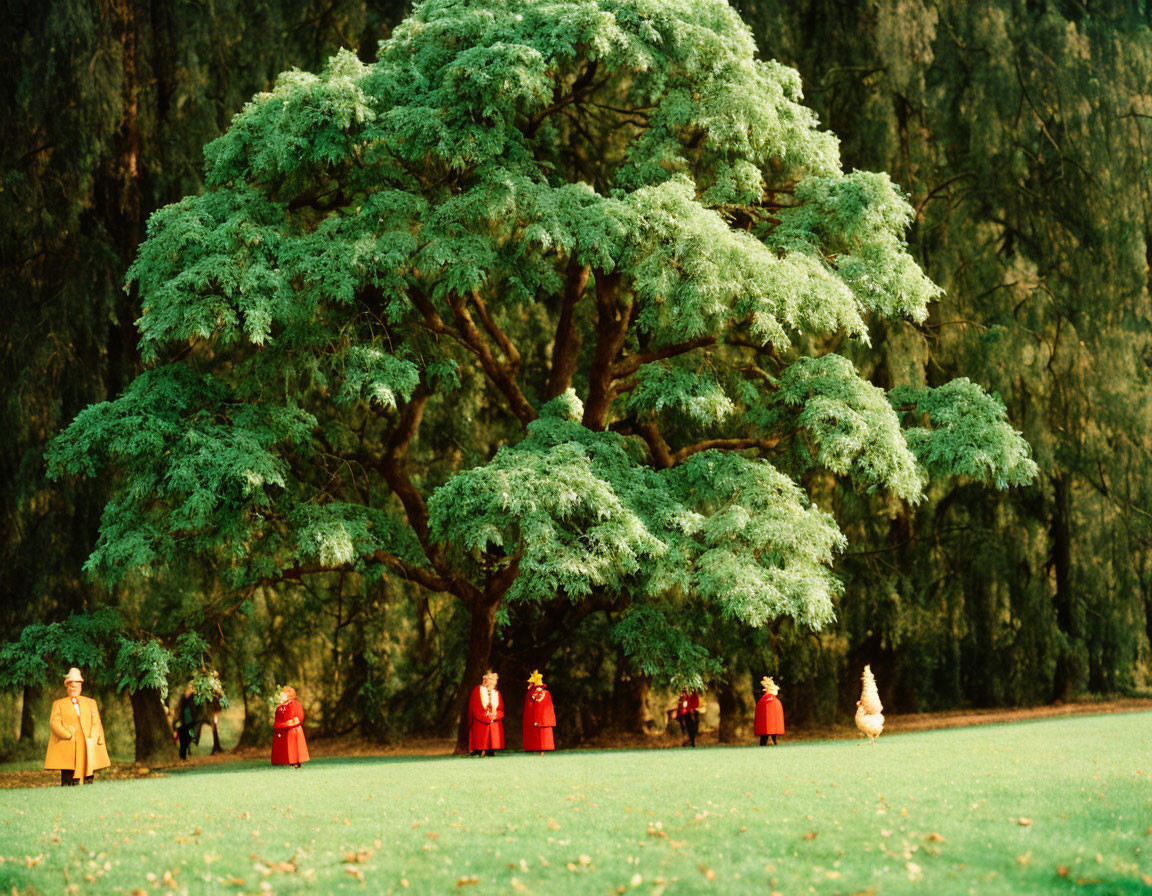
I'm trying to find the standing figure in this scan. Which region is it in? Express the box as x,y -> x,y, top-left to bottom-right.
754,676 -> 785,746
44,668 -> 111,786
522,670 -> 556,754
675,688 -> 701,748
271,686 -> 310,768
469,671 -> 505,756
175,684 -> 196,760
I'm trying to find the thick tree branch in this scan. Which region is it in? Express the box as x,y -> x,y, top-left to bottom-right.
548,259 -> 591,397
582,271 -> 632,431
611,335 -> 717,379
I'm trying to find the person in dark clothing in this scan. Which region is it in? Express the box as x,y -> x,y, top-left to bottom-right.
175,685 -> 196,760
675,689 -> 701,747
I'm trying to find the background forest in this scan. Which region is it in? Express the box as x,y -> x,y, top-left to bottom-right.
3,0 -> 1150,762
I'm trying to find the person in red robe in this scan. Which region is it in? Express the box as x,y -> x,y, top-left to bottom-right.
271,686 -> 310,767
754,676 -> 784,746
522,670 -> 556,754
675,688 -> 701,747
469,671 -> 505,756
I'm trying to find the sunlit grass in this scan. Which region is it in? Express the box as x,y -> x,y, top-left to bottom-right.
2,712 -> 1149,894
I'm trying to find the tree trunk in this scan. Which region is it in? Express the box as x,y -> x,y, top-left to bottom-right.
1050,473 -> 1077,701
129,685 -> 177,764
610,650 -> 652,733
716,679 -> 742,744
452,597 -> 501,754
19,684 -> 36,740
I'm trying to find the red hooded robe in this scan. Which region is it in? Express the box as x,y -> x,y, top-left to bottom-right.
754,693 -> 785,736
469,685 -> 505,751
522,685 -> 556,752
271,693 -> 310,766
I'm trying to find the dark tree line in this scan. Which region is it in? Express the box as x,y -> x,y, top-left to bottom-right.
3,0 -> 1148,761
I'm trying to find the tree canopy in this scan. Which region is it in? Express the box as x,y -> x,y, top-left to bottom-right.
45,0 -> 1036,750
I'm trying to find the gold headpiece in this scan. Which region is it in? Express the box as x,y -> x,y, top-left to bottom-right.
762,676 -> 779,695
527,670 -> 544,686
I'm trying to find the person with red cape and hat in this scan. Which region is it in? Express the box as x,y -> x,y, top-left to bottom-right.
522,670 -> 556,754
469,671 -> 505,756
754,676 -> 785,746
271,686 -> 310,768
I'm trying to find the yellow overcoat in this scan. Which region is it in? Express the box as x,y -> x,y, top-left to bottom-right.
44,696 -> 111,780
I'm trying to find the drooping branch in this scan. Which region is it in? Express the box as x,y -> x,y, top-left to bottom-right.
611,335 -> 717,380
548,258 -> 591,397
582,271 -> 631,431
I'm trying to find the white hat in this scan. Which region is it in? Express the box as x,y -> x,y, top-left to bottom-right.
63,667 -> 84,683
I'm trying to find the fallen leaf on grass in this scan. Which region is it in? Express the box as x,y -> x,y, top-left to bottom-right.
1056,865 -> 1069,878
925,833 -> 944,842
547,818 -> 561,831
344,849 -> 373,864
1017,818 -> 1033,827
803,832 -> 817,840
1017,853 -> 1031,866
24,855 -> 43,867
346,866 -> 365,883
456,875 -> 479,887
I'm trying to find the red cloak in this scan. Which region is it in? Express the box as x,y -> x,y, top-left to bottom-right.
468,685 -> 505,751
271,699 -> 310,766
522,685 -> 556,752
676,692 -> 700,718
754,694 -> 785,736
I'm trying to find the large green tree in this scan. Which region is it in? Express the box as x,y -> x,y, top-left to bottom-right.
48,0 -> 1035,751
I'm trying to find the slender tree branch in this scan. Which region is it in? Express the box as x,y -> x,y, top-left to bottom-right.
447,292 -> 537,426
673,436 -> 786,464
525,61 -> 600,138
611,335 -> 716,379
469,289 -> 520,374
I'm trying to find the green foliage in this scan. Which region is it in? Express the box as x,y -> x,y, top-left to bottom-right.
891,380 -> 1039,490
777,354 -> 924,501
0,609 -> 123,689
113,638 -> 176,698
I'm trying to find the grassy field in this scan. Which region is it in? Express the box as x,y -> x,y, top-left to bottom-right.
1,712 -> 1149,895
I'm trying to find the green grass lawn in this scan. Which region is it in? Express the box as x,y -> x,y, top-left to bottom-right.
2,712 -> 1149,895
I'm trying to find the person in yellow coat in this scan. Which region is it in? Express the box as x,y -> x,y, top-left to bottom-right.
44,667 -> 111,785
